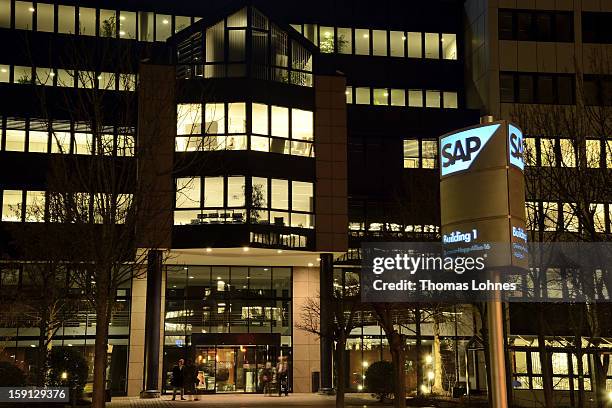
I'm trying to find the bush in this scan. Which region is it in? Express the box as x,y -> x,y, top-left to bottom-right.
364,360 -> 395,402
47,347 -> 89,397
0,361 -> 27,386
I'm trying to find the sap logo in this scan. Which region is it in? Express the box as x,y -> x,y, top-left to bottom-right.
440,123 -> 500,176
441,137 -> 482,167
512,226 -> 528,243
508,124 -> 524,171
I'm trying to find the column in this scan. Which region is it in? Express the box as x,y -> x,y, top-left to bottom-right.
140,250 -> 163,398
319,253 -> 334,393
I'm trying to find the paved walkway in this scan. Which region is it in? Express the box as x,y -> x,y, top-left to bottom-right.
108,393 -> 385,408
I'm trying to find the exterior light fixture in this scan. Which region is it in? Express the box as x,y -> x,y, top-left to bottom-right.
206,247 -> 212,252
242,246 -> 250,252
61,372 -> 68,380
277,249 -> 283,254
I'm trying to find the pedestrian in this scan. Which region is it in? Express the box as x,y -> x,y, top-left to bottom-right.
183,359 -> 199,401
261,362 -> 272,395
276,357 -> 289,396
171,358 -> 185,401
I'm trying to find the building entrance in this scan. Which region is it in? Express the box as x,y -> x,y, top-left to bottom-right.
190,333 -> 285,394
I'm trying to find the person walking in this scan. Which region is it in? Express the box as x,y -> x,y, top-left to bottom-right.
260,362 -> 272,396
183,359 -> 199,401
171,358 -> 185,401
276,357 -> 289,396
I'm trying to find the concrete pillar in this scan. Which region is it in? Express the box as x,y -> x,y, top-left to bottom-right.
140,250 -> 163,398
319,253 -> 334,392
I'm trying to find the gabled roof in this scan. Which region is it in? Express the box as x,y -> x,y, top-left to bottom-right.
167,0 -> 318,54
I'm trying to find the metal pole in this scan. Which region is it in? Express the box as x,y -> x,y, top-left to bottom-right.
486,273 -> 508,408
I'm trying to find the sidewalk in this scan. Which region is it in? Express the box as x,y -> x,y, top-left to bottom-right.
108,393 -> 383,408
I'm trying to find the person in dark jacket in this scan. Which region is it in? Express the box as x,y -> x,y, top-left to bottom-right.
183,359 -> 199,401
171,358 -> 185,401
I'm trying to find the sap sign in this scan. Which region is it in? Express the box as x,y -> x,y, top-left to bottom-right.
508,123 -> 524,170
440,123 -> 500,176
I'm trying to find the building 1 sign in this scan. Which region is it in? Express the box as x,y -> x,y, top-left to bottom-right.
439,120 -> 527,269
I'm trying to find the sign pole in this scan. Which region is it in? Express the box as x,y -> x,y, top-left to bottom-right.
487,272 -> 508,408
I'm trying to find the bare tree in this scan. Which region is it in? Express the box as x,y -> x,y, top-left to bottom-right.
296,274 -> 361,408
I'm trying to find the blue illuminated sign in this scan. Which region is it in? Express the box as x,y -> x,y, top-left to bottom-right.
440,123 -> 500,176
508,124 -> 524,171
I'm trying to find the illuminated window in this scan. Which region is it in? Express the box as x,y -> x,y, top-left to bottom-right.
424,33 -> 439,59
0,0 -> 10,28
542,202 -> 558,231
403,139 -> 419,168
204,177 -> 224,208
292,181 -> 313,212
251,177 -> 268,208
57,5 -> 74,34
372,30 -> 387,56
408,90 -> 423,107
5,129 -> 25,152
271,179 -> 289,210
14,1 -> 34,30
586,139 -> 600,168
291,109 -> 313,141
227,176 -> 245,207
176,178 -> 201,208
591,203 -> 606,233
540,138 -> 555,166
337,27 -> 352,54
526,201 -> 538,230
425,90 -> 441,108
77,70 -> 95,88
422,140 -> 437,168
37,3 -> 54,32
0,65 -> 8,82
99,9 -> 116,37
319,26 -> 334,53
138,11 -> 153,42
51,131 -> 71,153
73,133 -> 92,155
390,31 -> 405,57
119,11 -> 136,39
442,34 -> 457,60
28,130 -> 48,153
78,7 -> 96,36
524,138 -> 537,166
355,87 -> 370,104
443,92 -> 458,108
175,16 -> 191,33
607,141 -> 612,169
271,106 -> 289,138
345,86 -> 353,104
205,103 -> 225,134
117,134 -> 134,156
24,191 -> 45,222
562,203 -> 579,232
355,29 -> 370,55
252,103 -> 268,134
391,89 -> 405,106
13,66 -> 31,84
559,139 -> 575,167
228,103 -> 246,133
407,32 -> 422,58
156,14 -> 171,41
372,88 -> 389,105
2,190 -> 22,221
36,67 -> 54,86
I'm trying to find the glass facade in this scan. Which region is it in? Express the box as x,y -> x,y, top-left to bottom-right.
163,265 -> 292,393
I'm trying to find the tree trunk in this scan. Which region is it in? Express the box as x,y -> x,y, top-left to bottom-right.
432,318 -> 443,394
335,334 -> 346,408
537,310 -> 554,408
36,311 -> 49,386
390,332 -> 406,408
92,287 -> 111,408
415,309 -> 423,396
575,335 -> 585,408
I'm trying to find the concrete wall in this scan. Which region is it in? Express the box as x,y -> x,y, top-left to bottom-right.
126,269 -> 166,396
291,266 -> 321,393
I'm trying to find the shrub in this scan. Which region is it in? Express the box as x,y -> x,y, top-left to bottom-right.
0,361 -> 27,386
47,347 -> 89,397
364,360 -> 395,402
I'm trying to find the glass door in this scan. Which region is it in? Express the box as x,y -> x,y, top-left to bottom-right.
195,346 -> 216,393
216,347 -> 236,392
